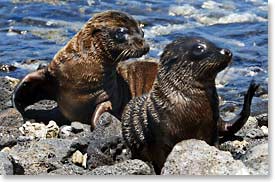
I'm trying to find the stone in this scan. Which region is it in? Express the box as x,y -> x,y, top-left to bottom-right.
19,120 -> 59,139
219,140 -> 249,159
87,159 -> 155,175
1,147 -> 11,153
71,121 -> 84,133
260,126 -> 268,137
242,143 -> 268,175
235,116 -> 258,137
0,77 -> 19,111
59,125 -> 72,138
161,139 -> 249,175
246,128 -> 265,139
8,138 -> 74,175
0,152 -> 14,175
69,112 -> 131,170
72,150 -> 84,167
0,108 -> 24,128
0,126 -> 21,149
256,113 -> 268,127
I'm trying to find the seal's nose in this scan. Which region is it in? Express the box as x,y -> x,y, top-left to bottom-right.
220,48 -> 232,57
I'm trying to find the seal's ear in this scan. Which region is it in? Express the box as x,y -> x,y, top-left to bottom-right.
12,68 -> 56,115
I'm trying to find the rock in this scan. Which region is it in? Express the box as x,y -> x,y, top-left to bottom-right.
87,136 -> 131,170
72,150 -> 87,168
71,121 -> 84,133
256,113 -> 268,127
0,108 -> 24,128
90,112 -> 123,140
260,126 -> 268,137
0,77 -> 19,111
246,128 -> 265,139
8,138 -> 74,175
0,108 -> 25,149
0,64 -> 17,72
161,139 -> 249,175
242,143 -> 268,175
219,140 -> 249,159
46,165 -> 88,175
46,120 -> 60,138
0,126 -> 21,150
235,116 -> 258,137
19,120 -> 59,139
87,159 -> 155,175
59,125 -> 73,138
1,147 -> 11,153
0,152 -> 14,175
69,112 -> 131,170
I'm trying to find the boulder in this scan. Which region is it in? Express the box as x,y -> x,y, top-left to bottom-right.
0,152 -> 13,175
161,139 -> 249,175
87,159 -> 154,175
8,138 -> 74,175
242,143 -> 268,175
69,112 -> 131,170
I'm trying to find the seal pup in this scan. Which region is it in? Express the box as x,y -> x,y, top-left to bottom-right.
12,10 -> 153,129
121,36 -> 259,173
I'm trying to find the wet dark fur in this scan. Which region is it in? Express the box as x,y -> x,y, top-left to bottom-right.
12,11 -> 152,128
121,36 -> 258,174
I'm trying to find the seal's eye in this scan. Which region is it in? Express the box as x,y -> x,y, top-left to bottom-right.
115,27 -> 129,43
192,43 -> 207,56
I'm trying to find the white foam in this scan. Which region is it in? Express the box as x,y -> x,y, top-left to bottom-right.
194,12 -> 267,26
201,1 -> 223,10
145,22 -> 201,37
169,5 -> 198,16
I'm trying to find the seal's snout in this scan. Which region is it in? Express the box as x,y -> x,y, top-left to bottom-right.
220,48 -> 232,58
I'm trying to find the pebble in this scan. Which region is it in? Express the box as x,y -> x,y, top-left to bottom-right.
71,150 -> 87,168
260,126 -> 268,137
19,120 -> 59,139
71,121 -> 84,133
59,125 -> 72,138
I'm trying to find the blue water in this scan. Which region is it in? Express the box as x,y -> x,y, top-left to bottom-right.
0,0 -> 268,106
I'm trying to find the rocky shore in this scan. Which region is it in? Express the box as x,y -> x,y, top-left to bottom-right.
0,76 -> 268,175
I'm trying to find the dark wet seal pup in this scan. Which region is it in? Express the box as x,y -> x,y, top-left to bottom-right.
12,10 -> 155,129
121,36 -> 259,174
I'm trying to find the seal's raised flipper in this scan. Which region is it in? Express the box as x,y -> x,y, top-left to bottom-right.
218,80 -> 259,136
117,59 -> 159,97
12,68 -> 56,116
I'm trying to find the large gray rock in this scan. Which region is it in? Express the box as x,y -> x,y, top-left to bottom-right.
69,112 -> 131,170
161,139 -> 249,175
0,152 -> 13,175
0,77 -> 19,111
242,143 -> 268,175
87,159 -> 155,175
0,108 -> 25,149
0,108 -> 24,128
8,138 -> 74,175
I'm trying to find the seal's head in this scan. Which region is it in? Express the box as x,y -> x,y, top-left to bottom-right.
76,10 -> 149,64
159,36 -> 232,83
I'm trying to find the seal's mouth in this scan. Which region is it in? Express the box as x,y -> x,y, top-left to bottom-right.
114,45 -> 150,64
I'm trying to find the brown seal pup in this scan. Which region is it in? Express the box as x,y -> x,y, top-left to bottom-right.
12,10 -> 154,129
121,36 -> 259,174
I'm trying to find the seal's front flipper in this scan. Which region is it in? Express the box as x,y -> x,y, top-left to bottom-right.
91,101 -> 112,131
12,68 -> 56,116
218,80 -> 260,136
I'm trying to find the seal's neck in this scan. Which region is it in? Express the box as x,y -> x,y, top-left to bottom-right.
151,71 -> 217,111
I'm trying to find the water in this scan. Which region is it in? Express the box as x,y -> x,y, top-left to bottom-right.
0,0 -> 268,107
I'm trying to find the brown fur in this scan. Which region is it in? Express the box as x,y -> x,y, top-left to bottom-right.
122,36 -> 258,174
12,11 -> 157,129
